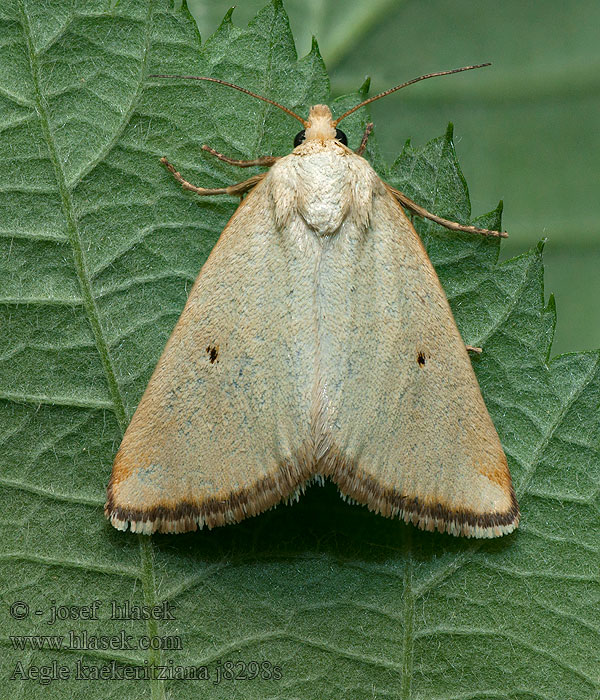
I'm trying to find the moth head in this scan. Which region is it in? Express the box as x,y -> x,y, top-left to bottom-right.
293,105 -> 348,147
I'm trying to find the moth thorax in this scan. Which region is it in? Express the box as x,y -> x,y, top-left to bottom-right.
304,105 -> 336,141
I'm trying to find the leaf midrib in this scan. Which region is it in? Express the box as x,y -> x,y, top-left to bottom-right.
17,2 -> 163,698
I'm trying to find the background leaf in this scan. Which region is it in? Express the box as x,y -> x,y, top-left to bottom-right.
1,1 -> 598,699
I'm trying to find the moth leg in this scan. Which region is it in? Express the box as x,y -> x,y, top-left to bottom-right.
355,123 -> 374,156
202,145 -> 279,168
161,157 -> 265,198
466,345 -> 482,354
386,184 -> 508,238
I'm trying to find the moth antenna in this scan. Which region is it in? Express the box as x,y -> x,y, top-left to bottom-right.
333,63 -> 491,126
149,74 -> 308,127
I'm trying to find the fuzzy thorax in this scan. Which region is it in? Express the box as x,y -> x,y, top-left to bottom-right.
304,105 -> 336,141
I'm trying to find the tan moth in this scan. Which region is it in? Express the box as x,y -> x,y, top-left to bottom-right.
105,65 -> 519,539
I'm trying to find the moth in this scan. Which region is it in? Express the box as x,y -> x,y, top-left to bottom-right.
105,65 -> 519,538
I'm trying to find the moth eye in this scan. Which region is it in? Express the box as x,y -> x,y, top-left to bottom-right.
293,130 -> 306,147
335,128 -> 348,146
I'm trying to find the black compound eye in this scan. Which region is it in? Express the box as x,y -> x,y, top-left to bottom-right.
335,128 -> 348,145
293,129 -> 306,147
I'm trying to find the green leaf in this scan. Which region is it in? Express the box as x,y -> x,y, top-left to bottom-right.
188,0 -> 401,69
1,2 -> 598,699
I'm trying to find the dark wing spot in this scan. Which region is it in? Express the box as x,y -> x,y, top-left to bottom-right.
417,351 -> 426,366
206,345 -> 219,364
